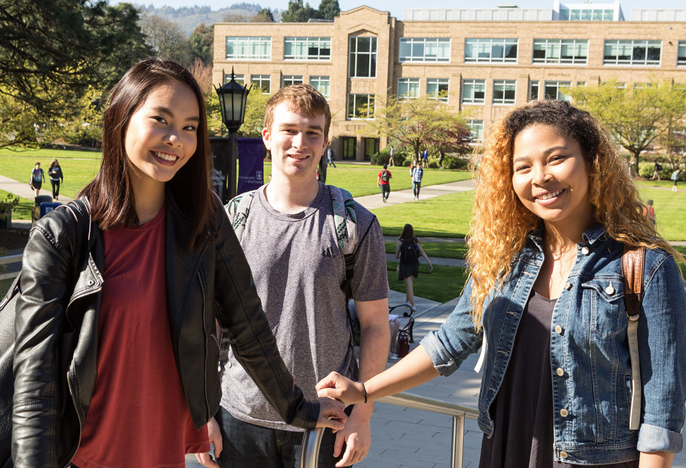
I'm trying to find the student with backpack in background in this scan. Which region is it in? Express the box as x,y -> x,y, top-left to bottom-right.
671,169 -> 682,192
411,163 -> 424,200
29,162 -> 45,196
377,164 -> 392,203
396,223 -> 432,311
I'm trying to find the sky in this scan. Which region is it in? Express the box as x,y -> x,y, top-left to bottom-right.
133,0 -> 686,20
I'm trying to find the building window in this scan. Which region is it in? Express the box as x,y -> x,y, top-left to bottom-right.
560,8 -> 614,20
349,36 -> 377,78
226,36 -> 271,60
399,38 -> 451,63
251,75 -> 271,94
347,94 -> 375,120
225,74 -> 245,85
398,78 -> 420,100
467,120 -> 484,143
465,38 -> 518,63
427,79 -> 450,102
493,80 -> 516,105
529,80 -> 539,101
284,37 -> 331,61
532,39 -> 588,65
544,81 -> 571,101
678,41 -> 686,66
462,79 -> 486,104
577,81 -> 586,88
603,40 -> 661,66
341,136 -> 357,160
282,75 -> 303,87
310,76 -> 330,99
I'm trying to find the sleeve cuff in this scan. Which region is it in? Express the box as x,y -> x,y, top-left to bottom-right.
637,423 -> 683,453
420,332 -> 459,376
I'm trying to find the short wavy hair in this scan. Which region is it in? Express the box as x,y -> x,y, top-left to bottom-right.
263,84 -> 331,138
466,100 -> 677,328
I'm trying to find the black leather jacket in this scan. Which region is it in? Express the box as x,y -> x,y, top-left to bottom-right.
12,195 -> 318,468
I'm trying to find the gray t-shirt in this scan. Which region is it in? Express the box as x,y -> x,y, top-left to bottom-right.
220,182 -> 389,431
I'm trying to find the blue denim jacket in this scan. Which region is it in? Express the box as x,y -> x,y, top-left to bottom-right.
421,225 -> 686,464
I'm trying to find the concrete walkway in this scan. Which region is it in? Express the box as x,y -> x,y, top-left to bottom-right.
354,179 -> 476,211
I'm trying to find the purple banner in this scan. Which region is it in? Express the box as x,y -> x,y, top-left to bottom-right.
237,137 -> 265,195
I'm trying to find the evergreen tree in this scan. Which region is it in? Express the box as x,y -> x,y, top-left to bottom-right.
318,0 -> 340,19
190,23 -> 214,65
281,0 -> 319,22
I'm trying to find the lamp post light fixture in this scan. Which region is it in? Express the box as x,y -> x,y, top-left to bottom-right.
214,69 -> 251,203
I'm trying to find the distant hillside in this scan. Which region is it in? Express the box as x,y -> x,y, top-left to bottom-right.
136,3 -> 282,35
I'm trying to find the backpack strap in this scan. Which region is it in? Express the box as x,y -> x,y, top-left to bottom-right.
225,190 -> 258,242
622,245 -> 645,431
330,186 -> 358,301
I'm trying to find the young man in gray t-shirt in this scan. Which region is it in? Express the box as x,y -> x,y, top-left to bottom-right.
207,84 -> 390,468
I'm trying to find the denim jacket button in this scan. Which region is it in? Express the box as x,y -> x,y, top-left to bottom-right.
556,367 -> 565,376
560,451 -> 569,459
565,282 -> 572,290
581,246 -> 590,255
605,283 -> 615,295
555,325 -> 563,334
560,408 -> 569,417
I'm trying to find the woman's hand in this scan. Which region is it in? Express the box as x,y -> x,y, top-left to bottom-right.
316,371 -> 366,405
194,417 -> 222,468
316,396 -> 348,431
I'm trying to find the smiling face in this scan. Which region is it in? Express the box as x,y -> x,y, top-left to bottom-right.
262,102 -> 328,181
511,124 -> 594,234
124,81 -> 200,195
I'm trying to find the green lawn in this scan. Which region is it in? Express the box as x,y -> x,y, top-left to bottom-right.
374,191 -> 474,238
385,241 -> 468,259
387,261 -> 469,303
0,147 -> 101,199
636,186 -> 686,241
0,189 -> 32,220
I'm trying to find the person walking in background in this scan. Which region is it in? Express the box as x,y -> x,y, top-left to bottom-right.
29,161 -> 44,197
319,100 -> 686,468
396,224 -> 432,311
48,159 -> 64,201
411,163 -> 424,200
219,84 -> 389,468
12,59 -> 346,468
671,169 -> 682,191
438,150 -> 445,169
651,162 -> 662,180
326,145 -> 336,168
389,145 -> 396,166
422,148 -> 429,168
378,164 -> 392,203
643,199 -> 656,225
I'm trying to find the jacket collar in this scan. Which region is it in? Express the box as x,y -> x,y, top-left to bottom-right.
527,223 -> 607,251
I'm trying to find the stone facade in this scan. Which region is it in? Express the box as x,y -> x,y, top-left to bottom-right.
213,6 -> 686,161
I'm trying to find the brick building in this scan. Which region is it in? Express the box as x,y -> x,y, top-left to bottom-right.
212,3 -> 686,161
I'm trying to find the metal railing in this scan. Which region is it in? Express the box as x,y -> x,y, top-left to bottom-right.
300,392 -> 479,468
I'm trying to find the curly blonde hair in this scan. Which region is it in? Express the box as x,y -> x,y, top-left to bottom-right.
466,100 -> 681,329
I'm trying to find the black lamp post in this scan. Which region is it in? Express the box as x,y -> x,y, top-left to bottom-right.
214,69 -> 251,203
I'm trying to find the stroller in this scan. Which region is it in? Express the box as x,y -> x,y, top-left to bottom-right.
389,303 -> 415,358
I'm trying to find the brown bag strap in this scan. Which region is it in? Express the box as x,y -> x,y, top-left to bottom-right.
622,245 -> 645,431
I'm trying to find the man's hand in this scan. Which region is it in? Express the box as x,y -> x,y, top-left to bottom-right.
316,396 -> 348,431
194,417 -> 223,468
333,411 -> 371,467
316,371 -> 365,405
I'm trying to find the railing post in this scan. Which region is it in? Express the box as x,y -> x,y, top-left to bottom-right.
451,414 -> 465,468
300,427 -> 325,468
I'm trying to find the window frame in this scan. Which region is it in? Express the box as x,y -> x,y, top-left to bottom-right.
250,74 -> 271,94
309,76 -> 331,99
462,79 -> 486,105
427,78 -> 450,102
678,41 -> 686,66
467,120 -> 484,143
465,38 -> 518,64
603,39 -> 662,66
225,36 -> 271,60
399,37 -> 451,63
397,77 -> 421,100
349,36 -> 378,78
529,80 -> 540,101
543,81 -> 572,101
532,39 -> 588,65
283,37 -> 332,61
282,75 -> 303,87
492,80 -> 516,105
347,93 -> 376,120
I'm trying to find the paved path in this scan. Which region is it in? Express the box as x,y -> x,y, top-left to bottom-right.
354,179 -> 476,211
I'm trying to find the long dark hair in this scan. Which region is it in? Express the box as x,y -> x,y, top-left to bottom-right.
80,58 -> 214,249
399,223 -> 418,243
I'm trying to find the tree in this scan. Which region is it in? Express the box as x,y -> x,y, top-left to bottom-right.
207,87 -> 270,138
281,0 -> 319,22
568,80 -> 686,169
0,0 -> 151,147
139,13 -> 192,67
189,23 -> 214,65
318,0 -> 340,19
363,95 -> 472,162
251,8 -> 275,22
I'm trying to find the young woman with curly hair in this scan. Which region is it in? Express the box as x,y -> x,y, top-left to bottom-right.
318,100 -> 686,467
